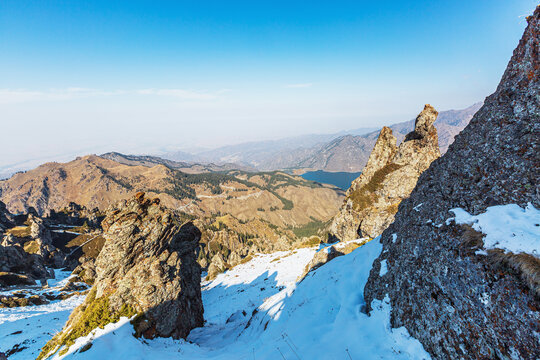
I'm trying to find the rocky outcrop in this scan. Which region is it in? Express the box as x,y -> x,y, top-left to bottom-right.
71,256 -> 98,285
48,202 -> 104,228
298,246 -> 344,282
96,193 -> 204,338
207,253 -> 228,280
0,206 -> 53,286
0,244 -> 51,286
39,192 -> 204,359
0,201 -> 14,233
28,215 -> 66,267
330,106 -> 440,241
252,103 -> 480,172
297,238 -> 370,281
364,7 -> 540,360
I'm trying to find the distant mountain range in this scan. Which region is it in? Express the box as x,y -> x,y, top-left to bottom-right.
0,103 -> 482,180
164,103 -> 483,173
163,127 -> 378,167
100,152 -> 257,173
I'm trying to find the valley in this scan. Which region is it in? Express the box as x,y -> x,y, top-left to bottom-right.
0,155 -> 344,280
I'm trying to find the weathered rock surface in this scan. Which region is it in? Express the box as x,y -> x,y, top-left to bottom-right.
330,106 -> 440,241
364,7 -> 540,360
48,202 -> 104,228
207,253 -> 228,280
39,192 -> 204,359
0,216 -> 52,287
0,205 -> 58,286
95,192 -> 204,338
0,292 -> 49,308
71,256 -> 98,285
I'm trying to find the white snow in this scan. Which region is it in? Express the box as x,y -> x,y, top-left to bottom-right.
23,239 -> 431,360
450,203 -> 540,256
51,230 -> 82,235
379,259 -> 388,276
0,269 -> 86,360
479,292 -> 490,306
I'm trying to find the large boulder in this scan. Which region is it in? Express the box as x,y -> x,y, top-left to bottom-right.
39,193 -> 204,359
364,7 -> 540,359
330,105 -> 440,241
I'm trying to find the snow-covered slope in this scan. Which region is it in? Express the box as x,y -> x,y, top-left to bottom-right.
16,240 -> 431,360
0,270 -> 86,360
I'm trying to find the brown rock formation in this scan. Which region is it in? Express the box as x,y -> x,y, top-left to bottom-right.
96,192 -> 204,338
330,105 -> 440,241
39,193 -> 204,358
364,7 -> 540,359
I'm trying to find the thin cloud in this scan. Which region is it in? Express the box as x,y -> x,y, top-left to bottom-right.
285,83 -> 313,88
0,87 -> 221,103
136,88 -> 216,100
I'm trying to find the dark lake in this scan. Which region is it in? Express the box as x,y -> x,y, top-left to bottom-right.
300,170 -> 361,190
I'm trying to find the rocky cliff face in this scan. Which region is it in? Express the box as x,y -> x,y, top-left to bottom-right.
364,7 -> 539,359
330,105 -> 440,241
39,192 -> 204,359
0,201 -> 14,233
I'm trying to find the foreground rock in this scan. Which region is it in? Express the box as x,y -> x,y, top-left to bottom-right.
39,192 -> 204,359
330,105 -> 440,241
364,7 -> 540,359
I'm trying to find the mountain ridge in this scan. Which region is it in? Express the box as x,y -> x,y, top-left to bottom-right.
166,103 -> 481,173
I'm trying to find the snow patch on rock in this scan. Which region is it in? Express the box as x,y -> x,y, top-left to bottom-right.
450,203 -> 540,256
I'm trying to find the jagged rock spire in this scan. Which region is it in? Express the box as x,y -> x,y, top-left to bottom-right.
405,104 -> 439,143
329,105 -> 440,241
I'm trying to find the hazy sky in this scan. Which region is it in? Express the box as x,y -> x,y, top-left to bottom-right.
0,0 -> 537,173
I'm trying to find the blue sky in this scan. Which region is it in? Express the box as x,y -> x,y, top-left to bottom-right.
0,0 -> 537,172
